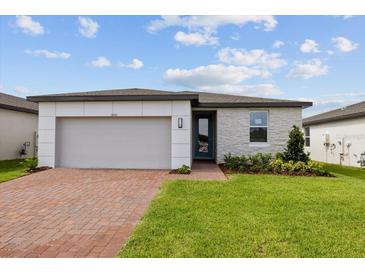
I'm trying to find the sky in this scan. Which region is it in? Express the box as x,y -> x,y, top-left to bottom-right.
0,15 -> 364,117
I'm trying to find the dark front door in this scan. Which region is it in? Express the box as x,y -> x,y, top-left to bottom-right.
194,113 -> 214,159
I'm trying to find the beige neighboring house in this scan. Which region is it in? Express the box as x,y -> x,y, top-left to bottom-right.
0,92 -> 38,160
303,101 -> 365,167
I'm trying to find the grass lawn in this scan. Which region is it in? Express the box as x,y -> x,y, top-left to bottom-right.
323,162 -> 365,180
0,159 -> 28,183
120,164 -> 365,258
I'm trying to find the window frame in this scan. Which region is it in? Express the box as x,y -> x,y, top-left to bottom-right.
304,126 -> 310,147
249,111 -> 269,143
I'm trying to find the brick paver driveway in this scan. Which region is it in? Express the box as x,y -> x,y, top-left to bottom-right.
0,169 -> 166,258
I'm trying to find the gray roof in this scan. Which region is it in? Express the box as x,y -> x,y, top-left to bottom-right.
27,88 -> 312,108
0,92 -> 38,114
303,101 -> 365,126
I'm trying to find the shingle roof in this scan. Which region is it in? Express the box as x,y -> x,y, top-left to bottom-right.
303,101 -> 365,126
44,88 -> 183,97
0,92 -> 38,114
27,88 -> 312,108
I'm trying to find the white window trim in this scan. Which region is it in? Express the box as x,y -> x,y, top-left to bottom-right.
304,126 -> 310,147
249,110 -> 269,143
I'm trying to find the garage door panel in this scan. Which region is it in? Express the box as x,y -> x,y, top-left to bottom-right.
55,117 -> 171,169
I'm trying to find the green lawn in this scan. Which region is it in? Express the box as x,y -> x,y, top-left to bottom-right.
323,162 -> 365,180
0,159 -> 28,183
120,164 -> 365,258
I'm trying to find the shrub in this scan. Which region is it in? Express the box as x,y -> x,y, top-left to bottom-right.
224,153 -> 241,170
177,164 -> 191,174
223,154 -> 249,172
248,153 -> 272,173
283,125 -> 310,163
305,161 -> 331,176
270,159 -> 284,173
224,153 -> 272,173
281,161 -> 294,173
22,157 -> 38,171
224,153 -> 331,176
275,152 -> 285,161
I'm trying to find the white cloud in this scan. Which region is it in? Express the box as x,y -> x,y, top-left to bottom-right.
118,58 -> 144,69
230,32 -> 240,41
272,40 -> 285,48
332,36 -> 359,52
25,49 -> 70,59
164,64 -> 268,90
164,64 -> 282,97
217,47 -> 286,71
327,50 -> 334,55
127,58 -> 144,69
78,16 -> 99,38
287,59 -> 328,79
300,39 -> 320,53
91,57 -> 111,68
14,15 -> 44,36
174,31 -> 218,46
207,84 -> 283,97
147,15 -> 277,33
14,86 -> 31,94
343,15 -> 353,20
301,91 -> 365,117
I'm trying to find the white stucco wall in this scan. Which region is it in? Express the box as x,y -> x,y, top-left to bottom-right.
216,107 -> 302,163
37,100 -> 191,169
0,108 -> 38,160
305,117 -> 365,167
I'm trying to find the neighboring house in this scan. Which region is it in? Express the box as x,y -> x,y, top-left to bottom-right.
27,88 -> 311,169
303,101 -> 365,167
0,92 -> 38,160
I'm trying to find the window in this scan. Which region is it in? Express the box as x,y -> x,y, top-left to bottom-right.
304,127 -> 310,147
250,111 -> 268,142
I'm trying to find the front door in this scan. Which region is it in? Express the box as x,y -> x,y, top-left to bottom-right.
194,113 -> 214,159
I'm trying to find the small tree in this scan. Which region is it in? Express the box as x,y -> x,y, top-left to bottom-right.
283,125 -> 310,163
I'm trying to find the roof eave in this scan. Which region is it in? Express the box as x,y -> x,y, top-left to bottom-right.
0,103 -> 38,114
193,101 -> 313,108
27,94 -> 199,102
303,111 -> 365,126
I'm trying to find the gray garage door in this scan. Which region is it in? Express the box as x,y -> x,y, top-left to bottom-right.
55,117 -> 171,169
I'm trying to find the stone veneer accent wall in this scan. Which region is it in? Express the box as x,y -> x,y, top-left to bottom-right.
216,107 -> 302,163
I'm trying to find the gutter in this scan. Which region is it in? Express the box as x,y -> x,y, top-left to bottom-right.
193,101 -> 313,108
0,103 -> 38,114
27,94 -> 200,102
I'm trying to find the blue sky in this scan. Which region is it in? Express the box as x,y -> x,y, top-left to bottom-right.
0,15 -> 364,117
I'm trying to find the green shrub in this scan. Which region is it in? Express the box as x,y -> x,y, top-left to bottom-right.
224,154 -> 249,172
224,153 -> 331,177
270,159 -> 284,173
224,153 -> 272,173
283,125 -> 310,163
281,161 -> 294,173
248,153 -> 272,173
22,157 -> 38,171
177,164 -> 191,174
305,161 -> 331,176
275,152 -> 285,161
224,153 -> 241,170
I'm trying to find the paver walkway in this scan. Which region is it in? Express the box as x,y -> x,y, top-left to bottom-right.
0,162 -> 225,257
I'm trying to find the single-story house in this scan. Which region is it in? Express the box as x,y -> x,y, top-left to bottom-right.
27,88 -> 311,169
0,92 -> 38,160
303,101 -> 365,167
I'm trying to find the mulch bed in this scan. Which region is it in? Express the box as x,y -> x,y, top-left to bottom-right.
27,166 -> 52,174
218,164 -> 334,177
169,169 -> 191,175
